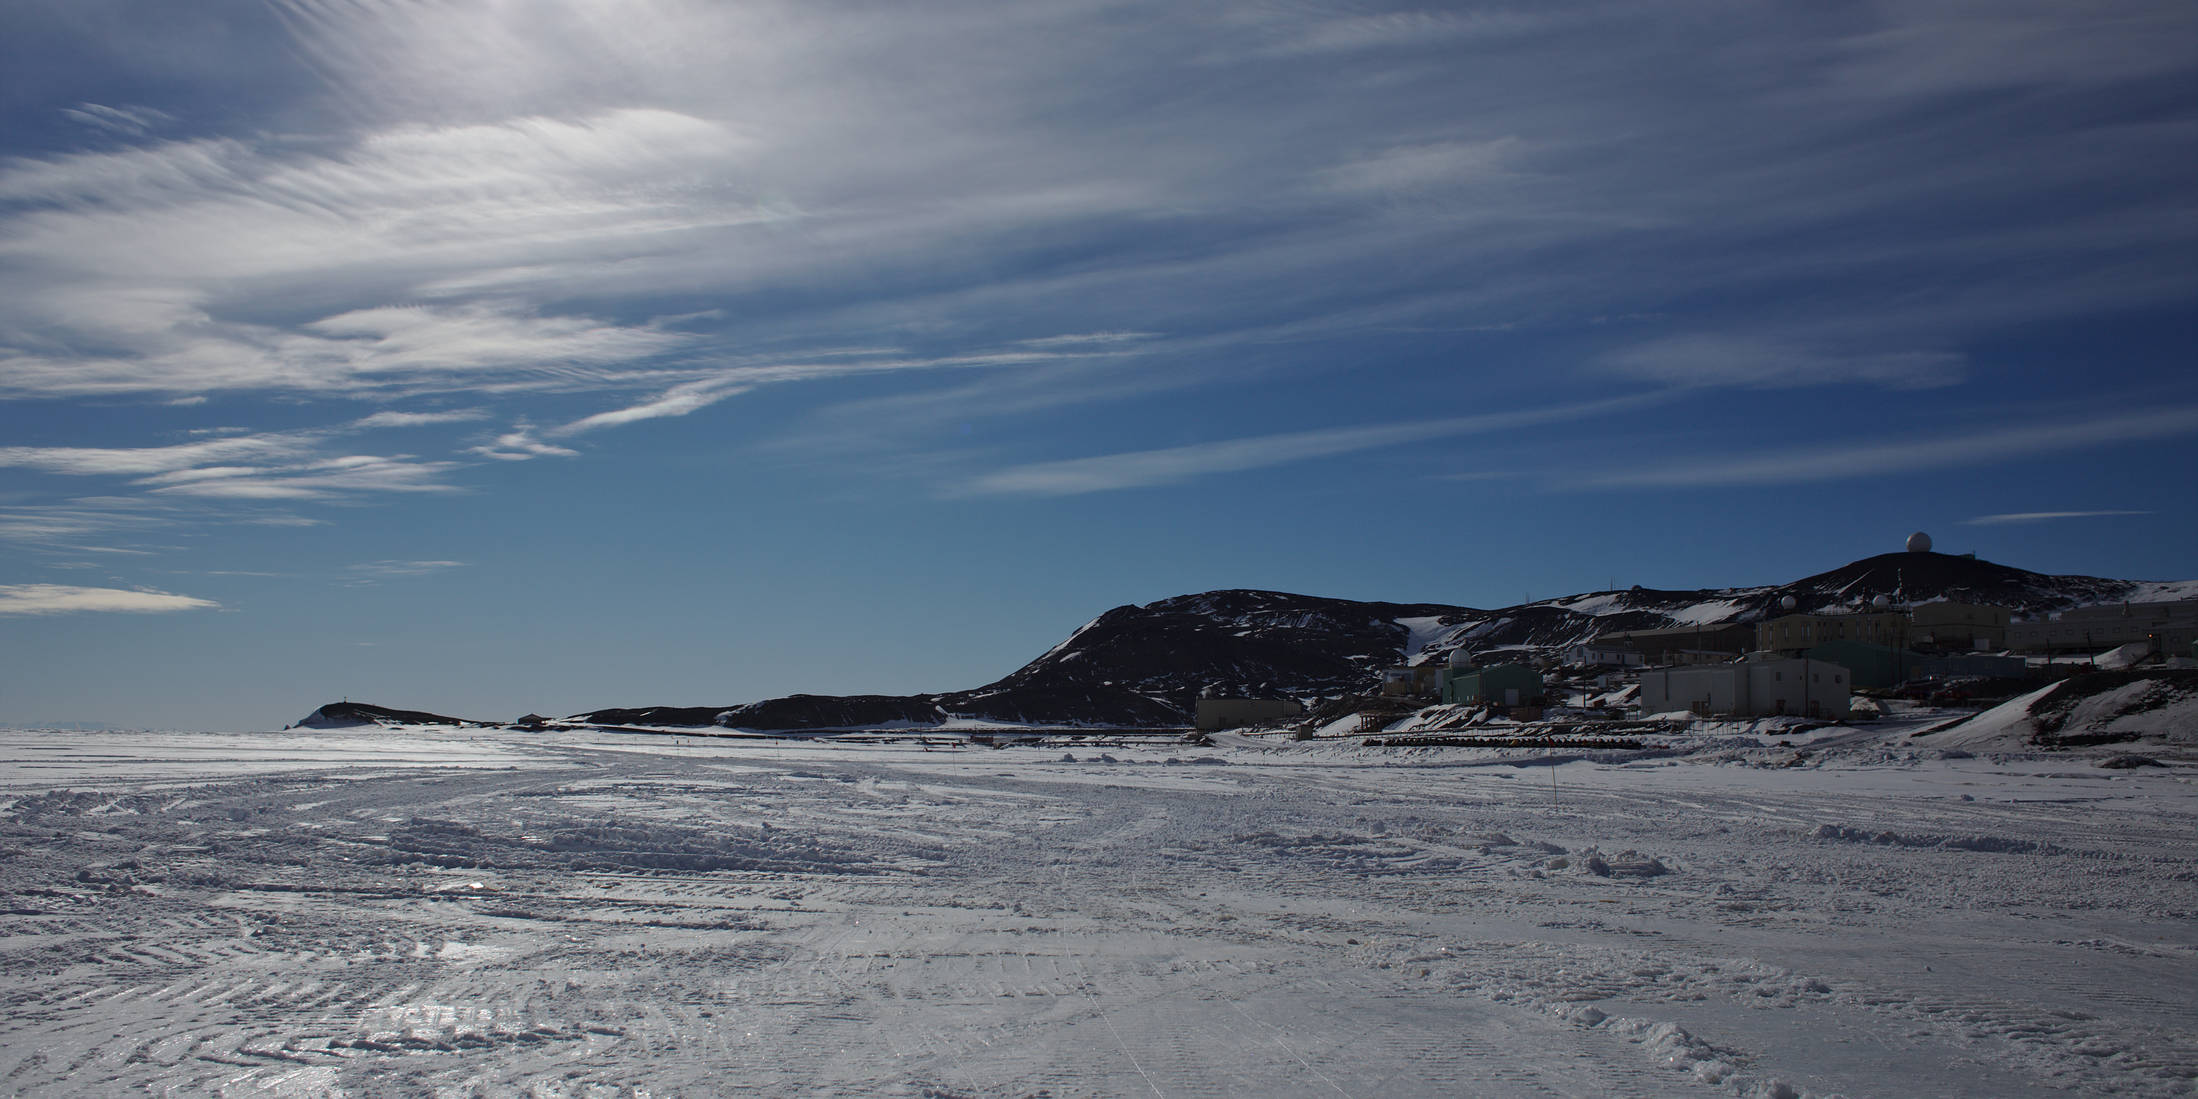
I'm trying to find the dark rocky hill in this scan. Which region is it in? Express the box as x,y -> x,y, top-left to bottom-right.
294,701 -> 479,729
1769,552 -> 2144,618
560,551 -> 2190,731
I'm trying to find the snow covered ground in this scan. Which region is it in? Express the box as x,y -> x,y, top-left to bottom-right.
2,723 -> 2193,1097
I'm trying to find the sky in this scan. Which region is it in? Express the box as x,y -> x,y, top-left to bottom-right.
2,0 -> 2194,730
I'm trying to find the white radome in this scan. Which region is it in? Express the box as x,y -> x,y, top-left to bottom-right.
1906,531 -> 1933,553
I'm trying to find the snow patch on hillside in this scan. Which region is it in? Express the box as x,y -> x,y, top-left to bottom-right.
1548,592 -> 1626,616
1395,615 -> 1456,663
2119,579 -> 2198,603
1665,596 -> 1758,625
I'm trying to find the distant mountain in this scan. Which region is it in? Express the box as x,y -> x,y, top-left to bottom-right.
294,701 -> 479,729
562,550 -> 2192,731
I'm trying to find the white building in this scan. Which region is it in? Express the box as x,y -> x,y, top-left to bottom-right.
1639,657 -> 1850,720
1565,642 -> 1645,668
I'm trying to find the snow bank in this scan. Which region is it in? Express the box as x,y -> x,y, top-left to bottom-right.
1919,673 -> 2198,751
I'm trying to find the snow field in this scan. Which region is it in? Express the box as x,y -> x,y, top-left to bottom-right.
0,727 -> 2193,1096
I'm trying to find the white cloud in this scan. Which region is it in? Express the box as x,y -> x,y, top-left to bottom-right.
555,379 -> 752,435
0,584 -> 217,616
348,560 -> 466,580
0,421 -> 466,537
1257,10 -> 1558,56
553,345 -> 1086,440
961,395 -> 1658,496
1583,406 -> 2198,488
1012,332 -> 1159,349
58,102 -> 174,138
0,109 -> 732,399
0,497 -> 176,546
1318,138 -> 1527,196
1601,335 -> 1967,391
0,435 -> 313,476
351,409 -> 489,429
0,0 -> 2191,519
468,430 -> 579,462
1963,510 -> 2152,526
142,455 -> 463,499
1827,0 -> 2198,98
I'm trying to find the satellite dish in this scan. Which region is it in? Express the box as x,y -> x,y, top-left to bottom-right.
1780,595 -> 1798,612
1906,531 -> 1933,553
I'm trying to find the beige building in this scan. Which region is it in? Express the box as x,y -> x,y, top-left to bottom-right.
1379,665 -> 1444,697
1194,697 -> 1305,732
1599,623 -> 1756,664
1639,656 -> 1851,720
2007,600 -> 2198,655
1756,612 -> 1909,654
1908,601 -> 2010,650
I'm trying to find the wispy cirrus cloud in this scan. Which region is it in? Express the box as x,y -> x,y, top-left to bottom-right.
0,0 -> 2192,538
0,497 -> 174,546
352,409 -> 488,429
346,560 -> 465,581
0,435 -> 314,476
960,395 -> 1659,497
1963,510 -> 2153,526
1,0 -> 2175,420
1580,405 -> 2198,488
139,455 -> 462,500
0,417 -> 486,518
59,102 -> 175,138
467,429 -> 578,462
0,584 -> 216,616
1252,9 -> 1561,57
0,108 -> 732,401
554,379 -> 753,436
1600,335 -> 1967,391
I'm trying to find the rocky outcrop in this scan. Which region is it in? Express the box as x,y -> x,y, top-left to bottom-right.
294,701 -> 478,729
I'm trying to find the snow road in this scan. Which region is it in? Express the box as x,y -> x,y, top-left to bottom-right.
1,727 -> 2193,1097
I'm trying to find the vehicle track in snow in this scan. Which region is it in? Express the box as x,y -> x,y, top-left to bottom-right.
1,730 -> 2193,1096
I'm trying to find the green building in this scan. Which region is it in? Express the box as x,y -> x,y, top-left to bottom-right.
1441,663 -> 1545,706
1802,640 -> 1920,689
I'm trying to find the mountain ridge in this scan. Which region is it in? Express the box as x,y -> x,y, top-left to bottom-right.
563,550 -> 2195,731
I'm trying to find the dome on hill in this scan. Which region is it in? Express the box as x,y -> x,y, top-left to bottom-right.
1907,531 -> 1933,553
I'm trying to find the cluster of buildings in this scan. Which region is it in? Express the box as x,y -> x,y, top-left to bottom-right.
1627,598 -> 2192,722
2006,599 -> 2198,656
1195,535 -> 2198,731
1390,538 -> 2198,725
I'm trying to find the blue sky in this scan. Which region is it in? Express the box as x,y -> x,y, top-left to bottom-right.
2,0 -> 2193,729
